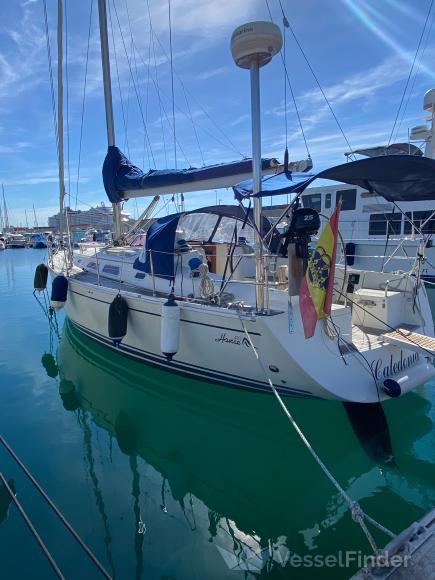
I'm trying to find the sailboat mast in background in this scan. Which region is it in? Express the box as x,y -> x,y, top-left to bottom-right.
2,185 -> 9,231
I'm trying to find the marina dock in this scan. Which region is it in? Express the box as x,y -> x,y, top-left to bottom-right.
351,507 -> 435,579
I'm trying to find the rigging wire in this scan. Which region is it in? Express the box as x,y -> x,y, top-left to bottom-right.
65,0 -> 71,207
125,32 -> 192,166
110,0 -> 156,166
265,0 -> 310,159
142,5 -> 246,159
42,0 -> 59,156
272,0 -> 355,157
147,5 -> 168,166
394,2 -> 435,142
107,0 -> 133,161
388,0 -> 434,145
75,0 -> 94,211
150,24 -> 168,167
168,0 -> 177,170
123,0 -> 138,156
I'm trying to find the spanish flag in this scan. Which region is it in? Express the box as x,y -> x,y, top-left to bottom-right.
299,202 -> 341,339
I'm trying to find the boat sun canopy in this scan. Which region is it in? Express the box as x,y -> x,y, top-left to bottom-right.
233,155 -> 435,203
134,205 -> 275,280
103,146 -> 280,202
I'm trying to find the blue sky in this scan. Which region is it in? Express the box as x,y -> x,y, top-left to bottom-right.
1,0 -> 435,226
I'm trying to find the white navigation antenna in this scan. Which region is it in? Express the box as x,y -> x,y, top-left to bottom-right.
410,88 -> 435,158
231,21 -> 283,69
230,21 -> 282,312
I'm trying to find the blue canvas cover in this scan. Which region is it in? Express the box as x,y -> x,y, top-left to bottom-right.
234,170 -> 315,200
233,155 -> 435,202
141,213 -> 181,280
134,205 -> 277,280
103,146 -> 279,203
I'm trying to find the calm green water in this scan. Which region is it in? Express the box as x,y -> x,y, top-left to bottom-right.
1,249 -> 435,579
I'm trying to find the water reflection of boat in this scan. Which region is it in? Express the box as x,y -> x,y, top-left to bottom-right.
55,321 -> 435,577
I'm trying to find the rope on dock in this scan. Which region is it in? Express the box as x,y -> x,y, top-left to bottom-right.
238,316 -> 396,554
0,434 -> 112,580
0,471 -> 65,579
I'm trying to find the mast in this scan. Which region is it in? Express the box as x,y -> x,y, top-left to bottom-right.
58,0 -> 65,238
2,186 -> 9,231
0,195 -> 3,232
25,210 -> 29,229
33,204 -> 39,228
97,0 -> 122,241
231,22 -> 282,312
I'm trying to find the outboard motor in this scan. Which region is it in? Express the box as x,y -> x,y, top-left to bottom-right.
280,202 -> 320,295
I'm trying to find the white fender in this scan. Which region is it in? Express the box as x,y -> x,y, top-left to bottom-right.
161,294 -> 180,361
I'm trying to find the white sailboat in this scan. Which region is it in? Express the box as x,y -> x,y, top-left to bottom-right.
47,3 -> 435,404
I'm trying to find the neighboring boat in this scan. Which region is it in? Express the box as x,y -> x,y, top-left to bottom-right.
48,11 -> 435,404
0,240 -> 5,250
30,233 -> 47,249
287,89 -> 435,282
6,233 -> 26,248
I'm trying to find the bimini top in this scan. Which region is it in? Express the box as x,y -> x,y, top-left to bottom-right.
102,146 -> 280,202
233,155 -> 435,203
135,204 -> 276,280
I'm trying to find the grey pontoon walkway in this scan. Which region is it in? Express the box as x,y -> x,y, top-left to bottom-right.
350,507 -> 435,579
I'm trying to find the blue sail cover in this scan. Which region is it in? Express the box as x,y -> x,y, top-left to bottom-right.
103,146 -> 279,203
234,155 -> 435,202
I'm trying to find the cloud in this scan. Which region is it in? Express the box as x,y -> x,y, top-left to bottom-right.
197,66 -> 228,81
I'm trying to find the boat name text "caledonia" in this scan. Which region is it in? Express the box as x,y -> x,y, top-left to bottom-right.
371,351 -> 419,380
215,332 -> 250,348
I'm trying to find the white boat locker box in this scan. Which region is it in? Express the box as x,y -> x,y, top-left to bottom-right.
351,288 -> 402,331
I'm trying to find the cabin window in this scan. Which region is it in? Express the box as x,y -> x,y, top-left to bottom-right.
368,213 -> 402,235
102,264 -> 120,275
86,262 -> 97,269
302,194 -> 322,212
403,211 -> 435,234
325,193 -> 331,209
135,272 -> 146,279
336,189 -> 356,211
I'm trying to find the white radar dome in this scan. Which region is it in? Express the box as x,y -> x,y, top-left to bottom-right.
423,88 -> 435,111
231,21 -> 283,69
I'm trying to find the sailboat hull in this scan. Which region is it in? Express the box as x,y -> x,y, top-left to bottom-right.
57,274 -> 435,403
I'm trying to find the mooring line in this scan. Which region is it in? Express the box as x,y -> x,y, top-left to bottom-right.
0,434 -> 112,579
0,472 -> 65,579
238,316 -> 395,554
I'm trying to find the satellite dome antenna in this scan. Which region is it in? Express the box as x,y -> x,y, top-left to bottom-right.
410,88 -> 435,159
230,21 -> 282,312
